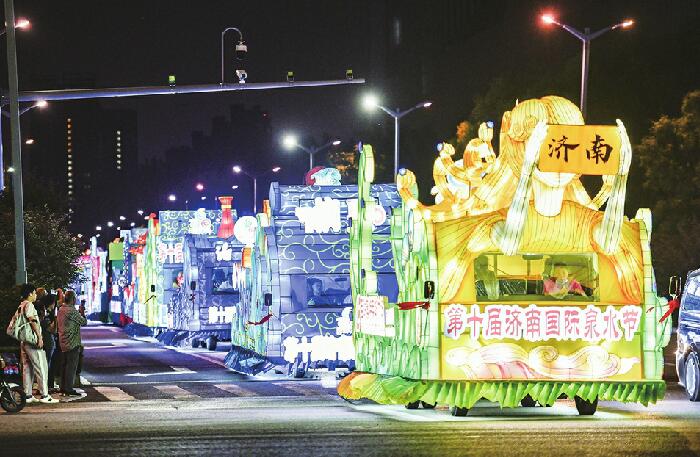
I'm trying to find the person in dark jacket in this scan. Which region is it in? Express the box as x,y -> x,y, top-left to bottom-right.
38,294 -> 59,391
57,290 -> 86,397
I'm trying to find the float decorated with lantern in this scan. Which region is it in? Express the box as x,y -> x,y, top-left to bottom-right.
115,197 -> 254,349
339,96 -> 672,415
225,168 -> 402,376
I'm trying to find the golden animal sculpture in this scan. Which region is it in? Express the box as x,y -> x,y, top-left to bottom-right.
397,95 -> 640,303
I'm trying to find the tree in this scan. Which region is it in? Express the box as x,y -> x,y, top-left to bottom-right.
327,149 -> 359,184
630,90 -> 700,291
0,189 -> 84,346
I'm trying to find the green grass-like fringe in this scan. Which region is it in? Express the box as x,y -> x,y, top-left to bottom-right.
339,373 -> 666,408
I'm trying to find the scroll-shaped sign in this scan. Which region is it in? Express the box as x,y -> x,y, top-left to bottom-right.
538,125 -> 621,175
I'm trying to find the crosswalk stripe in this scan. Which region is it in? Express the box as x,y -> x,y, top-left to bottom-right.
213,383 -> 259,397
93,386 -> 136,401
272,382 -> 320,396
153,384 -> 200,399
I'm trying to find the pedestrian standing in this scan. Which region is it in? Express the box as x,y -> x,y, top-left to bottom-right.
39,294 -> 59,392
57,290 -> 86,397
51,289 -> 65,390
18,284 -> 59,404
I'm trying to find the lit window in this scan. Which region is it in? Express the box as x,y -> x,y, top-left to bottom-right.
473,253 -> 599,302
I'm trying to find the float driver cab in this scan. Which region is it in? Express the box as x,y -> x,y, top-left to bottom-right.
474,253 -> 598,302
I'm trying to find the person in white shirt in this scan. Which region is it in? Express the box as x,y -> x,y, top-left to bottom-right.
18,283 -> 59,404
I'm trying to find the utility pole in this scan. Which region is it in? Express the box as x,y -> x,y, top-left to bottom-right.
4,0 -> 27,284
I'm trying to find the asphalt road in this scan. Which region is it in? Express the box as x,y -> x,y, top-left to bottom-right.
1,325 -> 698,457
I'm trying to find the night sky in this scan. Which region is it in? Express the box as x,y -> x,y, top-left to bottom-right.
3,0 -> 700,229
12,1 -> 380,160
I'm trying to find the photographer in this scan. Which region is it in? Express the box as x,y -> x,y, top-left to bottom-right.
57,290 -> 86,397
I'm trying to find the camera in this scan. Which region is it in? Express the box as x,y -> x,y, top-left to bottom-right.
235,69 -> 247,84
234,41 -> 247,60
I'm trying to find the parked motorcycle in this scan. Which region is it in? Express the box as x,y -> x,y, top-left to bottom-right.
0,355 -> 26,413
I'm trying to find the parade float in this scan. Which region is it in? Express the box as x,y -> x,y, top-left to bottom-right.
225,168 -> 402,375
339,96 -> 672,415
166,198 -> 250,350
117,198 -> 251,348
74,237 -> 108,321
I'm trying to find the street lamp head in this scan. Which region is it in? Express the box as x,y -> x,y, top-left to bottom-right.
15,18 -> 30,30
232,165 -> 242,173
282,134 -> 298,149
24,138 -> 34,145
195,183 -> 204,191
35,100 -> 48,108
130,222 -> 136,227
422,101 -> 433,108
332,140 -> 341,146
362,94 -> 380,111
231,185 -> 239,190
107,221 -> 114,227
95,225 -> 102,231
272,166 -> 281,173
168,194 -> 176,202
621,19 -> 634,28
541,14 -> 556,25
6,166 -> 15,173
119,215 -> 126,221
137,209 -> 144,216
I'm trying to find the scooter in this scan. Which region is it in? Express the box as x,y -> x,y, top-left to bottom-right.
0,355 -> 26,413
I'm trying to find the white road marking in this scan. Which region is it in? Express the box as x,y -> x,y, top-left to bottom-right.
84,343 -> 127,350
94,386 -> 135,401
273,382 -> 322,396
171,348 -> 229,368
213,383 -> 259,397
125,369 -> 196,377
153,384 -> 200,399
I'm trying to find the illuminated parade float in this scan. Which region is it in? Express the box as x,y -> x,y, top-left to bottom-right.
74,237 -> 109,320
339,96 -> 672,415
225,170 -> 401,375
105,198 -> 252,347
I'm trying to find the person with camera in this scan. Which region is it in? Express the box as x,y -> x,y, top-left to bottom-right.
57,290 -> 86,397
18,284 -> 59,404
37,293 -> 59,392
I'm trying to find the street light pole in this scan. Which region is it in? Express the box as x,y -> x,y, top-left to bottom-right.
283,136 -> 341,170
220,27 -> 243,84
4,0 -> 26,284
375,102 -> 432,177
233,166 -> 280,214
541,15 -> 633,119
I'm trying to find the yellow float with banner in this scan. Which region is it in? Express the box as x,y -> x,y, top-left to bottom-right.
339,95 -> 671,415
